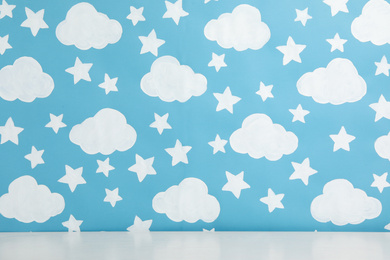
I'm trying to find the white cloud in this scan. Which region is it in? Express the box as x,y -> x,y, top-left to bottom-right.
0,176 -> 65,223
297,58 -> 366,105
152,178 -> 220,223
375,132 -> 390,161
351,0 -> 390,46
141,56 -> 207,102
204,4 -> 271,51
311,179 -> 382,226
229,113 -> 298,161
56,2 -> 122,50
0,57 -> 54,102
69,108 -> 137,155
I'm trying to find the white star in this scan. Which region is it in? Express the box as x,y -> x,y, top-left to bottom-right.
208,134 -> 227,154
295,8 -> 312,26
163,0 -> 188,25
139,29 -> 165,56
0,0 -> 15,19
127,216 -> 153,232
96,158 -> 115,177
370,95 -> 390,122
326,33 -> 347,52
385,223 -> 390,231
256,82 -> 274,101
330,126 -> 355,152
371,172 -> 390,193
289,104 -> 310,123
128,154 -> 156,182
324,0 -> 349,16
260,188 -> 284,213
45,114 -> 66,133
375,56 -> 390,76
204,0 -> 218,3
58,165 -> 86,192
0,35 -> 11,55
98,73 -> 118,94
21,8 -> 48,36
165,139 -> 192,166
213,87 -> 241,114
208,53 -> 227,72
104,188 -> 122,207
65,57 -> 93,84
0,117 -> 23,145
289,158 -> 317,185
62,215 -> 83,232
222,171 -> 250,199
24,146 -> 44,169
276,37 -> 306,65
126,6 -> 145,26
150,113 -> 171,134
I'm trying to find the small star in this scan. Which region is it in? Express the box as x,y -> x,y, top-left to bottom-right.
295,8 -> 312,26
128,154 -> 156,182
370,95 -> 390,122
289,158 -> 317,185
127,216 -> 153,232
203,228 -> 215,232
24,146 -> 44,169
65,57 -> 93,84
62,215 -> 83,232
58,165 -> 86,192
330,126 -> 355,152
45,114 -> 66,133
150,113 -> 171,134
276,36 -> 306,65
326,33 -> 347,52
104,188 -> 122,207
222,171 -> 250,199
126,6 -> 145,26
385,223 -> 390,231
0,117 -> 23,145
260,188 -> 284,213
371,172 -> 390,193
21,7 -> 48,36
208,134 -> 227,154
96,158 -> 115,177
375,56 -> 390,76
256,82 -> 274,101
165,139 -> 192,166
208,53 -> 227,72
98,74 -> 118,94
0,35 -> 11,55
163,0 -> 188,25
289,104 -> 310,123
0,0 -> 16,19
139,29 -> 165,56
213,87 -> 241,114
324,0 -> 349,16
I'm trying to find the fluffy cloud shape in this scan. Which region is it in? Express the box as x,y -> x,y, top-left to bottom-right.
229,113 -> 298,161
0,57 -> 54,102
297,58 -> 367,105
351,0 -> 390,46
311,179 -> 382,226
56,2 -> 122,50
375,132 -> 390,161
152,178 -> 220,223
204,4 -> 271,51
69,108 -> 137,155
0,176 -> 65,223
141,56 -> 207,102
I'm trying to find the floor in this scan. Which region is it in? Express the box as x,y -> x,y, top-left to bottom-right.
0,232 -> 388,260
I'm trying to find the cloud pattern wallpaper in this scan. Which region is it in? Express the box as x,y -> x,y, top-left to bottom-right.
0,0 -> 390,232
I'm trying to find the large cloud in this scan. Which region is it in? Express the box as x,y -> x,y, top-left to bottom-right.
297,58 -> 367,105
56,2 -> 122,50
0,57 -> 54,102
204,4 -> 271,51
375,132 -> 390,161
0,176 -> 65,223
351,0 -> 390,46
229,113 -> 298,161
141,56 -> 207,102
152,178 -> 220,223
311,179 -> 382,226
69,108 -> 137,155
